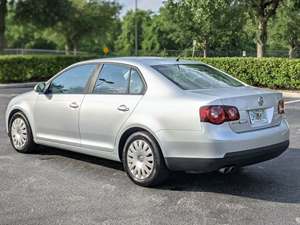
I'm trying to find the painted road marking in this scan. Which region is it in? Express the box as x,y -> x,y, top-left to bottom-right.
285,99 -> 300,105
0,94 -> 18,97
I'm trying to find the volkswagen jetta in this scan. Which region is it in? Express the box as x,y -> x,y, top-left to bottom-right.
6,57 -> 289,186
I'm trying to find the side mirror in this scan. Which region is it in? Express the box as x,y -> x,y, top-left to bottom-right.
34,82 -> 47,93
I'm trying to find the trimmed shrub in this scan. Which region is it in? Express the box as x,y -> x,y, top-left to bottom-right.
0,56 -> 299,89
190,57 -> 300,90
0,55 -> 96,83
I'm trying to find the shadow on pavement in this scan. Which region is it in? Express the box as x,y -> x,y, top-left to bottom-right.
36,145 -> 124,171
161,148 -> 300,204
35,146 -> 300,204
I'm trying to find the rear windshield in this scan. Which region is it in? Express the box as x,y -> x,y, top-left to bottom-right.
152,64 -> 244,90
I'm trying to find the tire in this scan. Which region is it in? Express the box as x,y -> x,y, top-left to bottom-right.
122,131 -> 169,187
9,112 -> 36,153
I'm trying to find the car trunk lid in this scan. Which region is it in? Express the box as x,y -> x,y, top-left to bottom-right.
189,86 -> 283,133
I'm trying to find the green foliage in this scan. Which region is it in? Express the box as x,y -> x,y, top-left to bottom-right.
115,10 -> 152,55
141,7 -> 190,52
190,57 -> 300,89
244,0 -> 282,57
0,55 -> 95,83
15,0 -> 72,28
56,0 -> 121,53
6,10 -> 58,49
0,0 -> 7,51
1,56 -> 299,90
163,0 -> 252,55
12,0 -> 121,53
1,0 -> 299,58
270,0 -> 300,57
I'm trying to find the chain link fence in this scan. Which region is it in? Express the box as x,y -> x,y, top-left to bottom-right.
138,49 -> 300,58
0,48 -> 90,56
1,48 -> 299,58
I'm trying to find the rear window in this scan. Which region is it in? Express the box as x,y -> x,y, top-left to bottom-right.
152,64 -> 244,90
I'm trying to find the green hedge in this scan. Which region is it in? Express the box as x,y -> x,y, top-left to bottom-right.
0,56 -> 299,89
191,57 -> 300,90
0,55 -> 95,83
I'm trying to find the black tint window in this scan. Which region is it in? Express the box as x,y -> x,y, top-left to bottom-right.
129,69 -> 144,94
49,64 -> 96,94
93,64 -> 130,94
153,64 -> 244,90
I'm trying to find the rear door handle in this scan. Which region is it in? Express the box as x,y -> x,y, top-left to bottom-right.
69,102 -> 79,109
117,105 -> 129,112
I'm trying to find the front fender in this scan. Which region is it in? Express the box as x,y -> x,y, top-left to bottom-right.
5,91 -> 38,139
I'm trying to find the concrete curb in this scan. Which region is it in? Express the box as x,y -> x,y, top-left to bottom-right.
280,90 -> 300,99
0,82 -> 37,89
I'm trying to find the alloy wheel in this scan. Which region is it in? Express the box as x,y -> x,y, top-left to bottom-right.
126,139 -> 154,180
11,117 -> 28,150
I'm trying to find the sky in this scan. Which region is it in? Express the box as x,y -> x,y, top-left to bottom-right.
117,0 -> 164,16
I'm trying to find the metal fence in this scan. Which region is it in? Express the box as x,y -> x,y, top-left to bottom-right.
1,48 -> 299,58
139,49 -> 300,58
0,48 -> 90,56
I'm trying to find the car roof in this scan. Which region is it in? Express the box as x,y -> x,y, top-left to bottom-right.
79,57 -> 203,67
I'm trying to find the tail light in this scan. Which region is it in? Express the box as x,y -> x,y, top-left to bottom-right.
278,99 -> 285,114
200,105 -> 240,125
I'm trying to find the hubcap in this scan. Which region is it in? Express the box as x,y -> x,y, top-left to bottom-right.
126,140 -> 154,180
11,118 -> 27,150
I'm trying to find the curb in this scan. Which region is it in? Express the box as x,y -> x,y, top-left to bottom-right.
280,90 -> 300,99
0,82 -> 37,89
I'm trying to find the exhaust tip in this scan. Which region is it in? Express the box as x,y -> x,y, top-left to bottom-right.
218,166 -> 236,174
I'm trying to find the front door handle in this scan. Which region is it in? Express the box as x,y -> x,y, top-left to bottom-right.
117,105 -> 129,112
69,102 -> 79,109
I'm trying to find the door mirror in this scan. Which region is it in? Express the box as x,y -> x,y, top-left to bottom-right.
34,82 -> 47,93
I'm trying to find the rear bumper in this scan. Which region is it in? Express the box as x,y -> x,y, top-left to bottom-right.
165,140 -> 289,172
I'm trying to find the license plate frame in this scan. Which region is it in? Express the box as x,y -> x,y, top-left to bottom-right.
248,108 -> 268,124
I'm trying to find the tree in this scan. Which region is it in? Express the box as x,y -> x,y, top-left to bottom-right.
271,0 -> 300,58
15,0 -> 71,28
115,10 -> 152,55
246,0 -> 282,57
14,0 -> 72,51
142,7 -> 188,54
14,0 -> 120,54
56,0 -> 120,54
0,0 -> 7,51
164,0 -> 247,57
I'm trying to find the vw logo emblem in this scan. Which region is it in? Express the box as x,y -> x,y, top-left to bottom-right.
258,96 -> 264,106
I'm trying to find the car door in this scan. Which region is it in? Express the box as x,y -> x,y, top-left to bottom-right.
80,63 -> 146,152
34,63 -> 98,147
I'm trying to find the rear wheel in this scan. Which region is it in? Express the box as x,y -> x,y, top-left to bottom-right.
9,112 -> 36,153
123,131 -> 169,187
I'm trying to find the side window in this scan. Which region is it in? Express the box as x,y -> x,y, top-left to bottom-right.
49,64 -> 96,94
93,64 -> 130,94
129,69 -> 145,94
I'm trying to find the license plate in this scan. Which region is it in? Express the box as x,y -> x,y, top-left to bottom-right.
248,109 -> 268,124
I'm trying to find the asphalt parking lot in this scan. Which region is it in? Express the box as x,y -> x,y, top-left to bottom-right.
0,87 -> 300,225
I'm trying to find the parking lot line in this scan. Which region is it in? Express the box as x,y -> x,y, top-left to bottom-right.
0,94 -> 18,97
285,99 -> 300,105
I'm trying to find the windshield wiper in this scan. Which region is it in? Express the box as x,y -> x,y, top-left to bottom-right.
97,78 -> 114,86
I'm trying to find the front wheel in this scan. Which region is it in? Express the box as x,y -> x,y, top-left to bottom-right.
9,112 -> 36,153
123,131 -> 169,187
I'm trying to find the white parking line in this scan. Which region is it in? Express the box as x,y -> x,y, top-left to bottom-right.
0,94 -> 18,97
285,99 -> 300,105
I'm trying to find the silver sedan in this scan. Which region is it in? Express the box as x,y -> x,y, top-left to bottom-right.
6,57 -> 289,186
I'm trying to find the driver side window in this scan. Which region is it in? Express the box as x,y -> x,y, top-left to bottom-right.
49,64 -> 97,94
